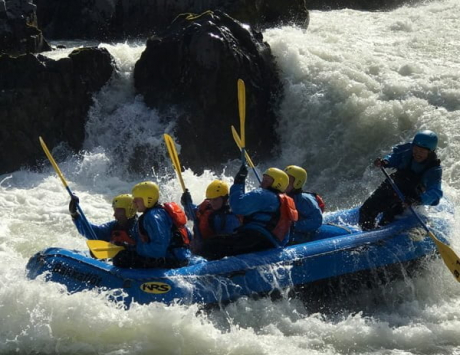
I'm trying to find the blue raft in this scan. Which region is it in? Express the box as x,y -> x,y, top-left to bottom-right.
26,199 -> 454,307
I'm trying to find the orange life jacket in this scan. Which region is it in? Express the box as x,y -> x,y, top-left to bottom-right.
110,218 -> 136,245
196,201 -> 215,240
271,193 -> 298,242
162,202 -> 190,247
111,229 -> 135,245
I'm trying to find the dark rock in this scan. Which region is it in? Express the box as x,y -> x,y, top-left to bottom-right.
0,0 -> 51,55
0,47 -> 115,175
134,10 -> 282,173
34,0 -> 308,40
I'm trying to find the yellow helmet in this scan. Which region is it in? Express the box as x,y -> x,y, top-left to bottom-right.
112,194 -> 137,219
263,168 -> 289,192
284,165 -> 307,190
132,181 -> 159,209
206,180 -> 229,199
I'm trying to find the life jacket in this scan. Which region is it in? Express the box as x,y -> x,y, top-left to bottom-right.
110,218 -> 136,246
138,203 -> 190,248
196,200 -> 240,239
270,193 -> 299,242
196,201 -> 215,239
162,202 -> 190,248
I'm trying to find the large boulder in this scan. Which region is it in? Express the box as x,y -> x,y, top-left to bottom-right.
34,0 -> 308,40
0,0 -> 51,55
134,10 -> 282,172
0,47 -> 115,175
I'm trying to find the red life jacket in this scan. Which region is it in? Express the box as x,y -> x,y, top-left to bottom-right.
196,201 -> 215,240
111,229 -> 135,245
162,202 -> 190,247
271,193 -> 298,242
110,219 -> 136,245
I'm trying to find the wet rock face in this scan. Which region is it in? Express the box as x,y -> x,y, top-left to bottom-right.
0,47 -> 115,175
134,11 -> 282,173
0,0 -> 51,55
34,0 -> 309,40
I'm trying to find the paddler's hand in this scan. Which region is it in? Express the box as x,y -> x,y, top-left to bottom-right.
181,189 -> 193,206
373,158 -> 388,168
69,194 -> 80,218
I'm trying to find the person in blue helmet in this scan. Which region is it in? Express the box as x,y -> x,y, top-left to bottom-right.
284,165 -> 323,244
113,181 -> 191,268
69,194 -> 138,248
359,130 -> 443,231
199,166 -> 298,260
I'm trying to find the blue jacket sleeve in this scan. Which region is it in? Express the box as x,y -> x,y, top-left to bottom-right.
183,203 -> 197,221
293,193 -> 323,233
73,215 -> 115,241
135,208 -> 173,259
384,143 -> 412,169
420,166 -> 443,205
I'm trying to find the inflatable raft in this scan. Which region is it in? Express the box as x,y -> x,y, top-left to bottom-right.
26,199 -> 453,307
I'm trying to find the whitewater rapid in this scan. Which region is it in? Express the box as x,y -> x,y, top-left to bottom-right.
1,0 -> 460,354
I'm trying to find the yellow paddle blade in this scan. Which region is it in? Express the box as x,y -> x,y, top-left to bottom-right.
39,137 -> 68,188
429,231 -> 460,281
163,134 -> 186,192
86,240 -> 125,259
237,79 -> 246,147
231,125 -> 256,169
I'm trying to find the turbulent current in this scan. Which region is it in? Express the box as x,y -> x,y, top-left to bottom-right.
1,0 -> 460,354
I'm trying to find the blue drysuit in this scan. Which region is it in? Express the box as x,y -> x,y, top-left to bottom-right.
135,207 -> 190,263
383,142 -> 442,205
229,183 -> 287,247
185,200 -> 241,237
289,192 -> 323,244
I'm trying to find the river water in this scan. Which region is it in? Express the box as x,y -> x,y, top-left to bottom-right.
1,0 -> 460,353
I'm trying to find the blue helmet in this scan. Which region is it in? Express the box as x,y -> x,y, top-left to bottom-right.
412,130 -> 438,151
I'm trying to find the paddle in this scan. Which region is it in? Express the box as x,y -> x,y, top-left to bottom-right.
164,134 -> 186,192
39,137 -> 99,241
163,133 -> 202,248
231,125 -> 261,183
381,166 -> 460,281
86,240 -> 125,259
237,78 -> 246,165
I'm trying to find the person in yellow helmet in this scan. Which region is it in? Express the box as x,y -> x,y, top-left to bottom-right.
112,181 -> 191,268
284,165 -> 323,244
200,165 -> 298,260
69,193 -> 138,247
180,180 -> 241,254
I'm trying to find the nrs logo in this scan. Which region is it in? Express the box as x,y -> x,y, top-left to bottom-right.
140,282 -> 171,294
